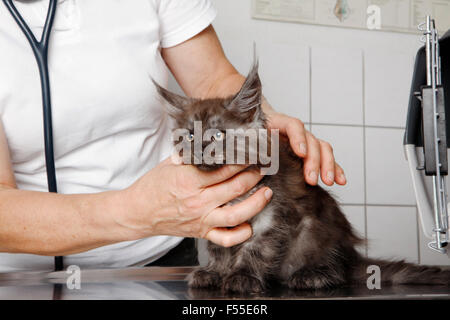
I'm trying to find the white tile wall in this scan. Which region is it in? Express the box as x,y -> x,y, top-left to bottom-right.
205,0 -> 448,266
311,125 -> 365,204
365,127 -> 416,205
364,50 -> 415,128
341,206 -> 366,238
311,47 -> 364,125
259,42 -> 310,122
217,34 -> 254,76
341,205 -> 366,256
367,206 -> 419,263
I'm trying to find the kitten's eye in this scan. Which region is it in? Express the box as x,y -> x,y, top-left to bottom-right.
214,131 -> 224,141
186,133 -> 194,142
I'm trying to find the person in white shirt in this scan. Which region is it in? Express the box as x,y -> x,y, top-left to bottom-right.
0,0 -> 346,272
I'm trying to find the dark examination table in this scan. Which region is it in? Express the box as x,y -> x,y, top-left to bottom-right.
0,267 -> 449,300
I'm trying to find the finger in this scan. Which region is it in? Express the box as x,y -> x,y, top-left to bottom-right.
195,164 -> 249,188
303,132 -> 320,185
203,187 -> 273,227
200,167 -> 265,209
334,162 -> 347,185
318,140 -> 336,186
204,223 -> 253,247
285,119 -> 308,157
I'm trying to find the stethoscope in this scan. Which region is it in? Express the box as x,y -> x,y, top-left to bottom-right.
2,0 -> 63,271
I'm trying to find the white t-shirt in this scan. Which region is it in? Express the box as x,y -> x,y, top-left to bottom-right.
0,0 -> 217,272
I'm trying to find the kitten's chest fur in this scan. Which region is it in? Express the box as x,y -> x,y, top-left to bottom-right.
232,184 -> 276,240
227,141 -> 308,252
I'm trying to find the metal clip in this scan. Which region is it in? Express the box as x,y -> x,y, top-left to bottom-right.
422,16 -> 449,253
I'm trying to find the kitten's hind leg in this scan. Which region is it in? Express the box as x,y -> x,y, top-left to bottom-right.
187,267 -> 222,289
287,264 -> 346,290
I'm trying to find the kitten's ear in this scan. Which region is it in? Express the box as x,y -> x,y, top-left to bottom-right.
227,58 -> 262,116
152,79 -> 194,116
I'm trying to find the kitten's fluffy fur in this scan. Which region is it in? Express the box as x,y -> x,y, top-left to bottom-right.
153,61 -> 450,293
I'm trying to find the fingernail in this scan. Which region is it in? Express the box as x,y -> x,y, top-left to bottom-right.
340,172 -> 346,182
300,143 -> 307,155
327,171 -> 334,182
309,171 -> 318,183
264,188 -> 273,200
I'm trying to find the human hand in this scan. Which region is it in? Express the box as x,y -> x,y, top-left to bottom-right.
119,158 -> 272,247
265,110 -> 346,187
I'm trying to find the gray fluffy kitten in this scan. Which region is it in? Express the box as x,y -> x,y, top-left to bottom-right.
153,61 -> 450,293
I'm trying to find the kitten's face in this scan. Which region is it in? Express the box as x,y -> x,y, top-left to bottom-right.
154,62 -> 266,171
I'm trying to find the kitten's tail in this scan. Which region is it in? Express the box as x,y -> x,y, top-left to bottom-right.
351,255 -> 450,286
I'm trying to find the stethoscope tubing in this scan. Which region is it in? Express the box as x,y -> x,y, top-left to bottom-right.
2,0 -> 63,271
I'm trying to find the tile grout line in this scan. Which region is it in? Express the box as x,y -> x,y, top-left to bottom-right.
309,46 -> 312,130
310,122 -> 406,130
341,203 -> 417,208
362,50 -> 368,258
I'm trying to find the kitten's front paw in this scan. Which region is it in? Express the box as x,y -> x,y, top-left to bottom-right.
223,271 -> 265,294
287,267 -> 342,290
187,268 -> 221,288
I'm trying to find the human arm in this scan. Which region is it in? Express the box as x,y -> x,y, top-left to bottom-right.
0,121 -> 271,255
0,121 -> 139,255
